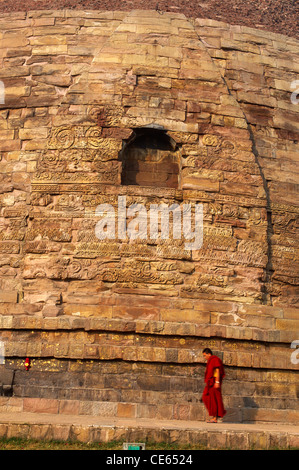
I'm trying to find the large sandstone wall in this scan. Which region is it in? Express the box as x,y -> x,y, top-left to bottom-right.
0,9 -> 298,424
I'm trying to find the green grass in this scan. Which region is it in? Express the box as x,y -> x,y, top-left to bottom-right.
0,437 -> 208,450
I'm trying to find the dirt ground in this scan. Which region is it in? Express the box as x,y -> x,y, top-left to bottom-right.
0,0 -> 298,39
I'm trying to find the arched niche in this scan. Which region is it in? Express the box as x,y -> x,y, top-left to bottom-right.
121,127 -> 180,189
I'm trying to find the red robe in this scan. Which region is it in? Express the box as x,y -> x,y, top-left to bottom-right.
202,355 -> 226,418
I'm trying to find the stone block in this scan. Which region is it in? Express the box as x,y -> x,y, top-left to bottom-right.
0,424 -> 8,438
91,401 -> 117,417
289,434 -> 299,449
226,431 -> 250,450
70,425 -> 91,442
23,398 -> 59,414
268,432 -> 289,450
0,397 -> 23,412
117,403 -> 136,418
42,305 -> 62,317
0,66 -> 30,78
28,424 -> 52,441
156,404 -> 174,420
182,177 -> 220,191
208,431 -> 227,449
160,308 -> 210,324
112,306 -> 159,321
276,319 -> 299,332
84,344 -> 99,359
58,399 -> 80,415
63,305 -> 113,318
0,291 -> 18,303
248,431 -> 269,450
69,343 -> 85,359
6,424 -> 31,439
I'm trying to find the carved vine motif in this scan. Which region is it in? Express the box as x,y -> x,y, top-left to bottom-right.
98,260 -> 184,285
88,105 -> 124,128
182,134 -> 238,171
33,122 -> 244,191
27,121 -> 274,296
33,125 -> 123,185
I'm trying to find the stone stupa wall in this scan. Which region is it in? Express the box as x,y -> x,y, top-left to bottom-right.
0,9 -> 298,424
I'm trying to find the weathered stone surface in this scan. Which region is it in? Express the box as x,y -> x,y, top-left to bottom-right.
0,10 -> 298,425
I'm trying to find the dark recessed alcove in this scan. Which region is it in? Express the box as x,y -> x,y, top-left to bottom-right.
121,128 -> 179,188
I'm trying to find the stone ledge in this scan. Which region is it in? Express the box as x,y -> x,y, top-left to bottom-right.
0,313 -> 297,345
0,410 -> 297,449
1,396 -> 298,426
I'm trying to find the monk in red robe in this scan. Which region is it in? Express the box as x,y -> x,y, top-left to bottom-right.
201,348 -> 226,423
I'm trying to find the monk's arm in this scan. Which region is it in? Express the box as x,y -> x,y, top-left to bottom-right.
214,368 -> 220,388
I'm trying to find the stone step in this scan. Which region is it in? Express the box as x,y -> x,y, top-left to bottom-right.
0,396 -> 298,425
12,383 -> 299,412
0,410 -> 298,449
